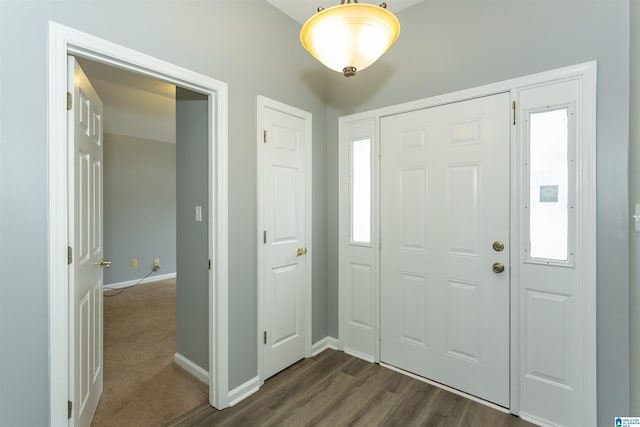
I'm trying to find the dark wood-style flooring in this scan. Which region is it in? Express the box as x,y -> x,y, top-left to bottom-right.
166,349 -> 534,427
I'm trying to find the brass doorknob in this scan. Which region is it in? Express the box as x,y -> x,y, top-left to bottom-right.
492,262 -> 505,273
296,248 -> 307,256
98,259 -> 111,268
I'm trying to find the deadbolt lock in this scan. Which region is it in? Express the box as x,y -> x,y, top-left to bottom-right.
492,241 -> 505,252
296,248 -> 307,256
492,262 -> 505,273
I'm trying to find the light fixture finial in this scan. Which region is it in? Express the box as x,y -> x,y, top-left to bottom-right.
343,66 -> 357,77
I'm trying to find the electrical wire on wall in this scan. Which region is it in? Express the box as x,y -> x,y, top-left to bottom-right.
104,263 -> 161,297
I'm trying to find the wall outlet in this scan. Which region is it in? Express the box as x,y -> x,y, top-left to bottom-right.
131,258 -> 138,267
153,258 -> 160,270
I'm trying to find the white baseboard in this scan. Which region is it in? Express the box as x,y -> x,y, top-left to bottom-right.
311,336 -> 339,356
228,376 -> 260,407
518,412 -> 560,427
104,272 -> 177,290
174,352 -> 209,385
344,347 -> 375,363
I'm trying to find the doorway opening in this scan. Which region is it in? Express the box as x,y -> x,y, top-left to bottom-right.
48,21 -> 229,426
72,56 -> 211,426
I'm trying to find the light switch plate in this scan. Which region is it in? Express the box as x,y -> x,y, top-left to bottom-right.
195,205 -> 202,222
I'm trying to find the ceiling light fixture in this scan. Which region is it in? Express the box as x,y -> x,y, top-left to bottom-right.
300,0 -> 400,77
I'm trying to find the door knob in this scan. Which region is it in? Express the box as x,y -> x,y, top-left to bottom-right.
98,259 -> 111,268
296,248 -> 307,256
492,262 -> 505,273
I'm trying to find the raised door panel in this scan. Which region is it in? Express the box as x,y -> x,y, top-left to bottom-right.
348,263 -> 373,329
272,166 -> 299,244
399,273 -> 431,348
446,163 -> 480,257
78,150 -> 91,263
399,168 -> 428,251
271,265 -> 300,347
345,262 -> 375,358
78,290 -> 90,413
521,289 -> 576,425
91,159 -> 102,257
445,279 -> 481,364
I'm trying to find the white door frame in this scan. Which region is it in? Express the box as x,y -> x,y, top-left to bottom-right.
48,21 -> 230,426
338,62 -> 597,424
256,96 -> 313,386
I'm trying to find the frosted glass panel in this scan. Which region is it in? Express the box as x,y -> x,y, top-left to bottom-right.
351,138 -> 371,243
528,109 -> 569,261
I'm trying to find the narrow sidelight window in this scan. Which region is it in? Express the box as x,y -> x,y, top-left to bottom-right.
526,107 -> 573,262
351,138 -> 371,243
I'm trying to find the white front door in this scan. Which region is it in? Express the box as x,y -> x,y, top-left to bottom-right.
261,105 -> 309,380
380,93 -> 510,406
68,56 -> 104,426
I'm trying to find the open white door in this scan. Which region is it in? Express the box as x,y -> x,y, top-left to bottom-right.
68,55 -> 104,427
260,102 -> 310,380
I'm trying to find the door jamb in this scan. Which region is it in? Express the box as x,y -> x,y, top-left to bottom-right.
48,21 -> 230,426
256,95 -> 313,386
337,61 -> 597,423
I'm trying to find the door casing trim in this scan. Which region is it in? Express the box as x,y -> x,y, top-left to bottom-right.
256,95 -> 313,386
48,21 -> 230,426
337,61 -> 597,424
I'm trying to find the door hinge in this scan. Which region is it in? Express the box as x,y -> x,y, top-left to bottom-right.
68,400 -> 72,419
263,331 -> 267,344
67,92 -> 72,111
263,130 -> 267,143
512,100 -> 516,125
67,246 -> 73,265
263,230 -> 267,244
208,259 -> 212,270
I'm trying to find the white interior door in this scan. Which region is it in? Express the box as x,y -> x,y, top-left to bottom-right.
380,93 -> 510,407
68,56 -> 104,426
261,105 -> 308,380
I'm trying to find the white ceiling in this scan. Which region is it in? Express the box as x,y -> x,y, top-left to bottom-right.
77,58 -> 175,98
77,58 -> 177,143
265,0 -> 424,25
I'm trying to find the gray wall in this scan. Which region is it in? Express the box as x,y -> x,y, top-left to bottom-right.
325,1 -> 630,425
0,1 -> 328,425
630,1 -> 640,417
175,91 -> 209,370
103,133 -> 177,285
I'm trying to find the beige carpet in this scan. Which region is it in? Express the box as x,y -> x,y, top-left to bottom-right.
91,278 -> 208,427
